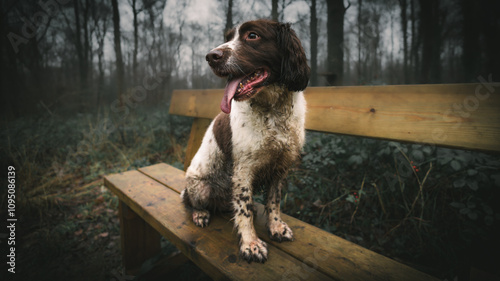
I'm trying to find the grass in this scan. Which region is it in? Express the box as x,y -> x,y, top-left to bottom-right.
0,107 -> 193,280
1,107 -> 499,280
285,132 -> 500,278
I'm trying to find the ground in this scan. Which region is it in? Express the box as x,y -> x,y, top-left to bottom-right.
2,110 -> 499,280
12,179 -> 211,281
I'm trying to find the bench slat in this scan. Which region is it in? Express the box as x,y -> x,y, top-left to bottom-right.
139,163 -> 439,281
170,84 -> 500,152
104,170 -> 332,281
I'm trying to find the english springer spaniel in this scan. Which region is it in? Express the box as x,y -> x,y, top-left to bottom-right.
181,19 -> 310,263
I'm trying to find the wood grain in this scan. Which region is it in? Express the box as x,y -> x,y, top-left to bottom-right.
118,201 -> 161,275
170,84 -> 500,152
106,83 -> 499,279
137,163 -> 440,281
104,170 -> 332,281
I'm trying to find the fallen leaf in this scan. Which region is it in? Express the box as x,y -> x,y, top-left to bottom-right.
95,195 -> 105,204
313,199 -> 325,208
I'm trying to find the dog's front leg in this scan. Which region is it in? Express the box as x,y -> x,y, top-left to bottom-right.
232,170 -> 268,263
266,179 -> 294,242
182,177 -> 211,227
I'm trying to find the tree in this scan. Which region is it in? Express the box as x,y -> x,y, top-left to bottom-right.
72,0 -> 92,111
144,0 -> 168,74
479,0 -> 500,80
91,0 -> 110,108
357,0 -> 362,83
419,0 -> 441,83
326,0 -> 349,86
272,0 -> 278,21
461,0 -> 479,82
111,0 -> 125,105
224,0 -> 233,38
399,0 -> 409,84
309,0 -> 318,86
270,0 -> 294,22
129,0 -> 143,84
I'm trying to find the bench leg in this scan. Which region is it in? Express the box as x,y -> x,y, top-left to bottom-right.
119,201 -> 161,275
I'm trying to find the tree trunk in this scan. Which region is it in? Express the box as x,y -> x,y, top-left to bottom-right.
279,0 -> 285,22
399,0 -> 409,84
92,0 -> 109,109
479,0 -> 500,81
410,0 -> 420,83
310,0 -> 318,86
357,0 -> 362,84
326,0 -> 346,86
73,0 -> 88,111
272,0 -> 278,21
419,0 -> 441,84
111,0 -> 125,106
84,0 -> 93,96
224,0 -> 233,38
461,0 -> 480,82
132,0 -> 139,84
389,8 -> 394,84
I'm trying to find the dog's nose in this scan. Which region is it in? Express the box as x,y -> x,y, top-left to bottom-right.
206,49 -> 223,63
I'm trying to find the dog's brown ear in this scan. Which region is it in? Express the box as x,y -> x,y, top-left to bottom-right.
277,23 -> 310,92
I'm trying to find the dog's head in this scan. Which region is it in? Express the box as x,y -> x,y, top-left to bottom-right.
206,19 -> 310,114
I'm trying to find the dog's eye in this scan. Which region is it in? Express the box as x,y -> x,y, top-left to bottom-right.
247,32 -> 260,41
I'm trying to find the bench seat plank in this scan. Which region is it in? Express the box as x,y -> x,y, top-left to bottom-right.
104,169 -> 332,281
138,163 -> 439,281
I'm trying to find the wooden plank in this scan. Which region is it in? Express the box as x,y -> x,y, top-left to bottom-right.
104,171 -> 332,281
170,84 -> 500,152
253,205 -> 440,281
139,163 -> 440,281
169,89 -> 222,118
305,84 -> 500,152
184,118 -> 212,171
118,201 -> 161,275
140,163 -> 185,193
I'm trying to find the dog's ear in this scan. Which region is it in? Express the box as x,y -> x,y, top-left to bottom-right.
277,23 -> 310,92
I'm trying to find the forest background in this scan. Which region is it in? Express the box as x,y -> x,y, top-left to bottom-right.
1,0 -> 499,280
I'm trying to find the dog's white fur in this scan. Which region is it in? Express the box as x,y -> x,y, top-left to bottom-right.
185,90 -> 307,192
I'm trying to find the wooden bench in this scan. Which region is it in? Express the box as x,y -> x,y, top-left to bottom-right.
104,83 -> 499,280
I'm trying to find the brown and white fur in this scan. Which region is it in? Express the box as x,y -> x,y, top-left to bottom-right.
181,19 -> 310,263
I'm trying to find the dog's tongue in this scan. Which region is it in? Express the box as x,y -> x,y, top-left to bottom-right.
221,77 -> 241,114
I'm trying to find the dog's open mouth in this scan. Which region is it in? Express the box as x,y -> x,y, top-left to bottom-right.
221,69 -> 268,114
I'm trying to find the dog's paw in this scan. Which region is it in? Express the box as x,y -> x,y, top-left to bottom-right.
240,239 -> 268,263
268,220 -> 294,242
192,209 -> 210,227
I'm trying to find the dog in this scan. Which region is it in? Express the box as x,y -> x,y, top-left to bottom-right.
181,19 -> 310,263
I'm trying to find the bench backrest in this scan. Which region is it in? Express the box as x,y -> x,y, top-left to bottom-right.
170,84 -> 500,170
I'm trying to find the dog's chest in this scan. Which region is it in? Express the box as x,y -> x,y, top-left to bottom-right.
229,99 -> 304,158
232,113 -> 287,152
